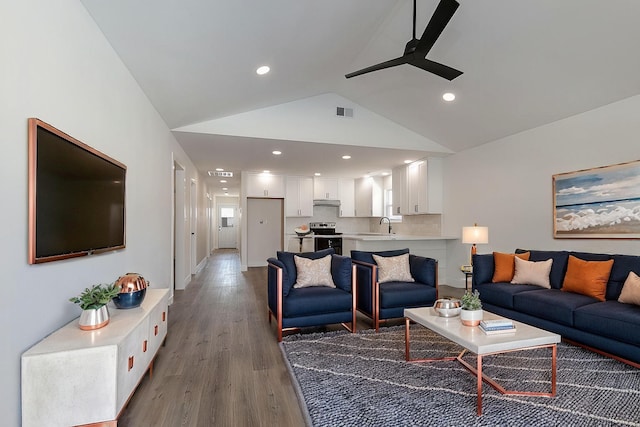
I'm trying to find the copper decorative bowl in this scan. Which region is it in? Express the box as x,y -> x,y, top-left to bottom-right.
295,226 -> 312,237
112,273 -> 148,309
433,298 -> 462,317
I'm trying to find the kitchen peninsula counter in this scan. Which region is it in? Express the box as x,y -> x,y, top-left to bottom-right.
342,234 -> 458,284
341,234 -> 457,241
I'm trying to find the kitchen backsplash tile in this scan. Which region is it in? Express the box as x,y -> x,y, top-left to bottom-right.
285,205 -> 441,237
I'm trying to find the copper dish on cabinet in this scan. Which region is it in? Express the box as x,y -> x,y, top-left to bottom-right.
112,273 -> 148,309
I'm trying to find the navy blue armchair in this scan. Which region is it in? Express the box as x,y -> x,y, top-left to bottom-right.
351,248 -> 438,331
267,248 -> 356,341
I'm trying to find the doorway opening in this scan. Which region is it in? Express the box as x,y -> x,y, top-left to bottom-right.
172,160 -> 187,291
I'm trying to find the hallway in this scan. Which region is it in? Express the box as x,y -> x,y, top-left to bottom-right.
118,249 -> 306,427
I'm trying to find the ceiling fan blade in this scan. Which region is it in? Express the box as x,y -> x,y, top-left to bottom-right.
415,0 -> 460,56
409,57 -> 462,81
345,56 -> 409,79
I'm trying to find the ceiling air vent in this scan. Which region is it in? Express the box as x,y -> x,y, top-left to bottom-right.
336,106 -> 354,118
208,171 -> 233,177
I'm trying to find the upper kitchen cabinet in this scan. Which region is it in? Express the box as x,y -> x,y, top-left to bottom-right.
392,165 -> 408,216
405,157 -> 443,214
285,176 -> 313,217
244,172 -> 285,198
338,178 -> 355,217
313,177 -> 339,200
354,176 -> 383,217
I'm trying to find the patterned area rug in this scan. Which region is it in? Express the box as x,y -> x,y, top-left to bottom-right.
280,325 -> 640,426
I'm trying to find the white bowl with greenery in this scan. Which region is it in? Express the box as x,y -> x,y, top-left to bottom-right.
460,289 -> 483,326
69,283 -> 119,330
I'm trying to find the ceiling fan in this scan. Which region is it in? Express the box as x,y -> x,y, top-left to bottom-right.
345,0 -> 463,80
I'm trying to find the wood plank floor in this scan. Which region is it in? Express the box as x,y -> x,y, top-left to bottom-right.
118,249 -> 463,427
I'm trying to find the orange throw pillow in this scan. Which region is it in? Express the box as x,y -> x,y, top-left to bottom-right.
492,252 -> 530,283
561,255 -> 613,301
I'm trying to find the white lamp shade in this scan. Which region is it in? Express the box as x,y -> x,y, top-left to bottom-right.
462,226 -> 489,245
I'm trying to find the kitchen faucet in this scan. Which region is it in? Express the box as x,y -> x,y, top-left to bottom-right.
379,217 -> 392,234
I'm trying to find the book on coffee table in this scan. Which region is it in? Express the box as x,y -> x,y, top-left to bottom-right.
479,323 -> 516,335
480,319 -> 514,329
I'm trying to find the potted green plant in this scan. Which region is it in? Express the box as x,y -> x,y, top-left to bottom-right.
460,289 -> 483,326
69,283 -> 120,330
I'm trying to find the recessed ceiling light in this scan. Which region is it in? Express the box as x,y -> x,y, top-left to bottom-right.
220,180 -> 227,183
314,172 -> 321,176
216,168 -> 224,171
256,65 -> 270,75
262,170 -> 270,174
442,92 -> 456,102
404,160 -> 413,164
272,150 -> 281,155
342,155 -> 351,160
222,187 -> 228,191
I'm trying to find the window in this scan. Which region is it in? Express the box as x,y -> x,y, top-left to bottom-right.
221,207 -> 235,227
384,189 -> 402,221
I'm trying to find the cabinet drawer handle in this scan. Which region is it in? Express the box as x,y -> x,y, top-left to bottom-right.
143,340 -> 148,352
154,325 -> 159,336
162,311 -> 166,322
128,356 -> 134,371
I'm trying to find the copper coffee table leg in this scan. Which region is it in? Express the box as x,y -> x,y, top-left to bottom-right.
405,317 -> 411,361
457,343 -> 557,416
405,319 -> 458,363
477,354 -> 483,415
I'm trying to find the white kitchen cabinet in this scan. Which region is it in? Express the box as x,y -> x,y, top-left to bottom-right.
245,172 -> 285,198
21,289 -> 169,427
406,157 -> 443,214
392,165 -> 408,215
354,176 -> 383,217
338,178 -> 355,217
313,177 -> 339,200
285,176 -> 313,217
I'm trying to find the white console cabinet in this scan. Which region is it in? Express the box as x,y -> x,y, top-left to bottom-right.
22,288 -> 169,427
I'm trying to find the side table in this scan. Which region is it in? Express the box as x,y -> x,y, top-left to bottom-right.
462,271 -> 472,290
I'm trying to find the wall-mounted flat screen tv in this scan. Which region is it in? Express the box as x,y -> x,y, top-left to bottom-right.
28,118 -> 126,264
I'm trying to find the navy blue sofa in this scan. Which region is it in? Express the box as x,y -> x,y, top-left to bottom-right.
267,248 -> 356,341
473,249 -> 640,365
351,248 -> 438,331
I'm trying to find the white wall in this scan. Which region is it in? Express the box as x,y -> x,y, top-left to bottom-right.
0,1 -> 204,425
443,95 -> 640,288
175,93 -> 452,154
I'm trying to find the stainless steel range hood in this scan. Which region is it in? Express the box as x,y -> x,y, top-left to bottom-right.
313,199 -> 340,207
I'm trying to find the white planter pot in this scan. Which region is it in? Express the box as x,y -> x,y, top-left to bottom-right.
78,305 -> 110,330
460,309 -> 483,326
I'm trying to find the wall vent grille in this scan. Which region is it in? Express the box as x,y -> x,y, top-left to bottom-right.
336,106 -> 354,118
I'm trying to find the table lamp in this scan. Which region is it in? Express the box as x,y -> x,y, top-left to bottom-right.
462,223 -> 489,265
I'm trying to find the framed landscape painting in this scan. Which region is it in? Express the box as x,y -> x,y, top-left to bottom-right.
553,160 -> 640,239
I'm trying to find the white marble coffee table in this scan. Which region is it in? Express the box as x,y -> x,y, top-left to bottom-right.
404,307 -> 561,416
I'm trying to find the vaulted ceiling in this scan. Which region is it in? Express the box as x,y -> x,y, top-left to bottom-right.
81,0 -> 640,195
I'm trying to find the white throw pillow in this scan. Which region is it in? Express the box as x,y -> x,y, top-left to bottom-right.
511,257 -> 553,289
618,271 -> 640,306
372,253 -> 414,284
293,254 -> 336,289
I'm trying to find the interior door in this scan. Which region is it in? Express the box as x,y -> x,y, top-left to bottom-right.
218,204 -> 237,249
247,198 -> 283,267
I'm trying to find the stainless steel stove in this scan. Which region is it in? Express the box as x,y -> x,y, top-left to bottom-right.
309,222 -> 342,254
